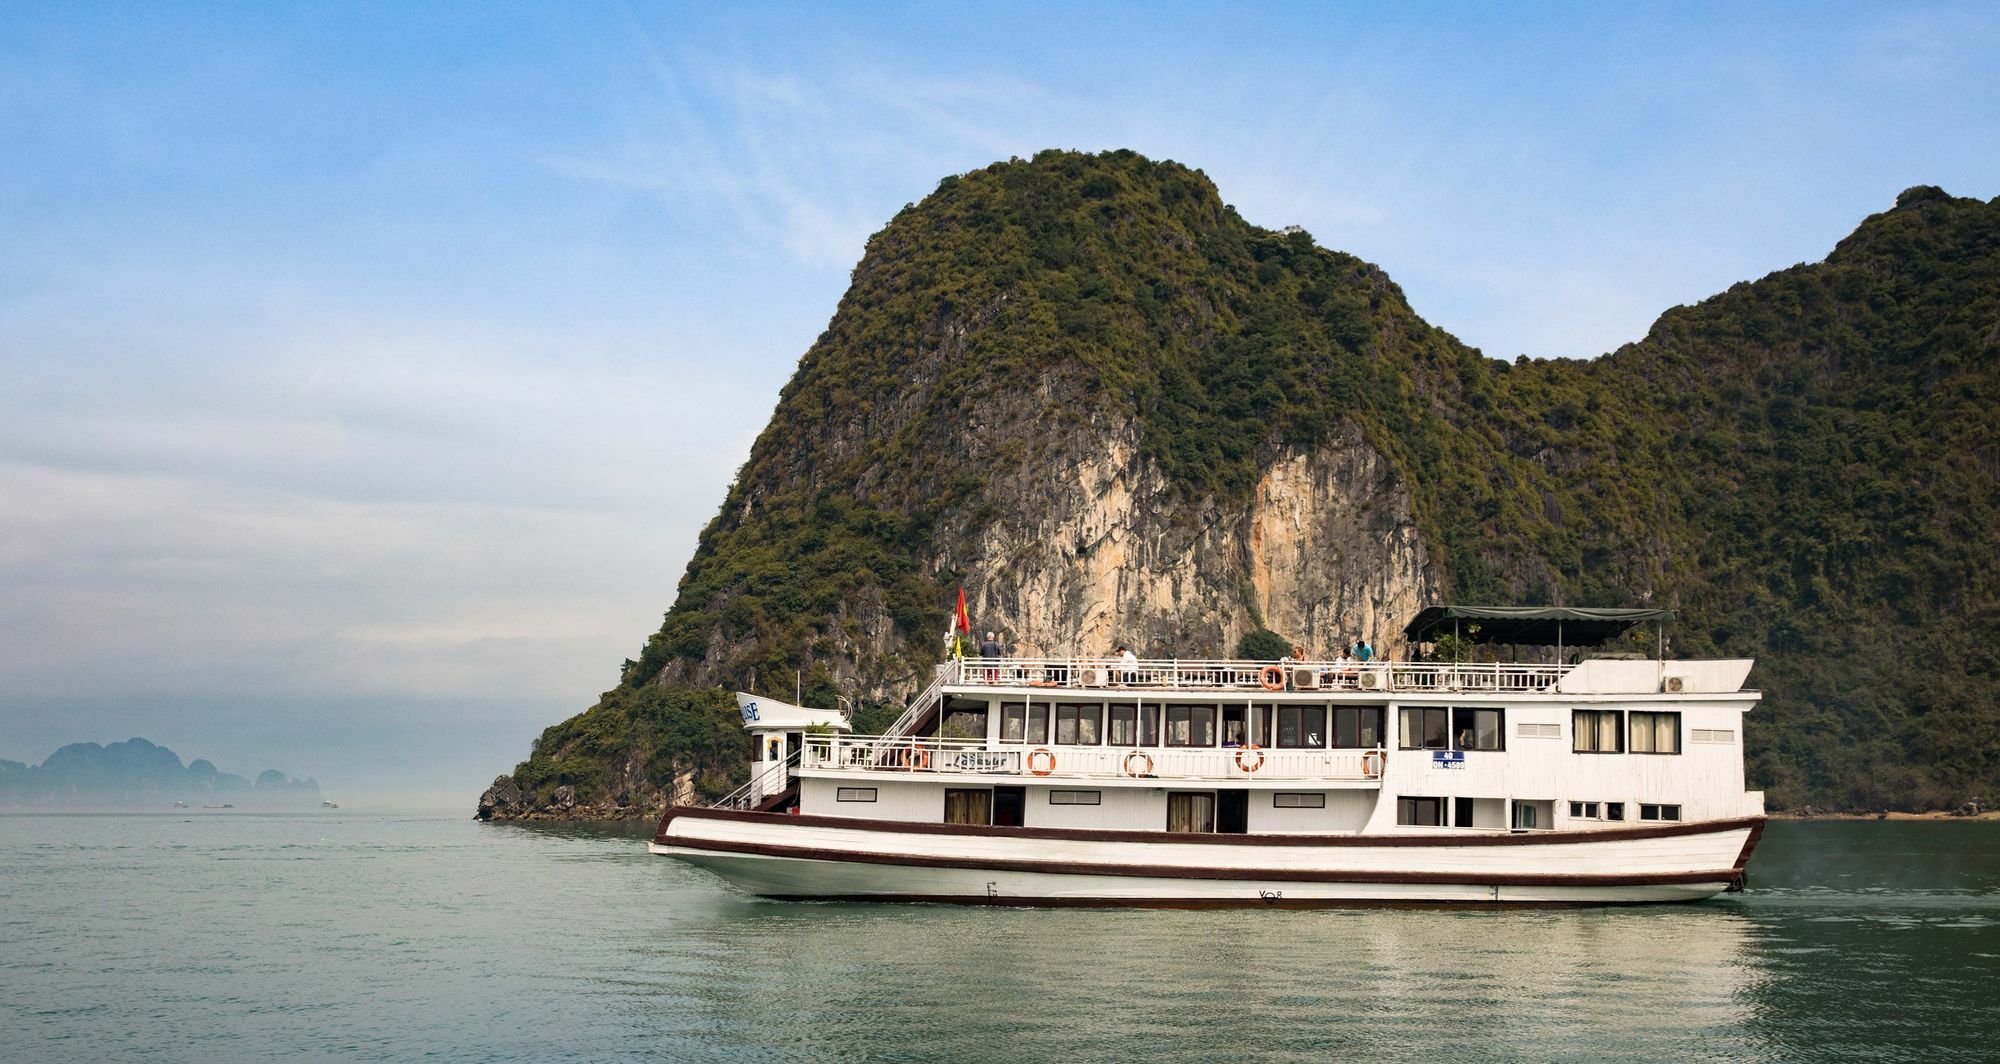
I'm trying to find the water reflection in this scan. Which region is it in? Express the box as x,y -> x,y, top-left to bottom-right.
636,900 -> 1765,1061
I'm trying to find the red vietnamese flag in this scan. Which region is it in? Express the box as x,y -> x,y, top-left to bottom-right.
954,588 -> 970,634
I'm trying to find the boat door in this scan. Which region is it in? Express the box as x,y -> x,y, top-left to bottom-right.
992,786 -> 1025,827
1216,790 -> 1249,833
1167,792 -> 1215,833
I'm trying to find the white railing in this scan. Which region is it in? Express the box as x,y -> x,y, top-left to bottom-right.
711,749 -> 801,810
881,664 -> 952,741
802,735 -> 1385,783
942,656 -> 1569,695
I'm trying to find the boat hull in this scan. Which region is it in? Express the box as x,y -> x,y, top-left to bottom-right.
652,807 -> 1763,907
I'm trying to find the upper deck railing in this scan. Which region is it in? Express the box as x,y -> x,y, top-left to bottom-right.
938,656 -> 1571,696
802,734 -> 1384,784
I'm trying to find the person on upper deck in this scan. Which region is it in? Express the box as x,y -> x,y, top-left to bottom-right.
1116,645 -> 1140,684
980,632 -> 1003,659
1353,638 -> 1375,663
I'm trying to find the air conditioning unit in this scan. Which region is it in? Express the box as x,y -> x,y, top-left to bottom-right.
1662,675 -> 1686,693
1080,667 -> 1107,687
1290,668 -> 1320,690
1358,670 -> 1384,691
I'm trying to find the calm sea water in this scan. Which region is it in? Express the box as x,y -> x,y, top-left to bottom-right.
2,813 -> 1996,1062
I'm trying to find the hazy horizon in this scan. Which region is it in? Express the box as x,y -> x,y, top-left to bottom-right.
5,3 -> 1998,808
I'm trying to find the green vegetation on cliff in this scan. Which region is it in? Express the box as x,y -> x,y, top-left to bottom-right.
501,151 -> 1998,815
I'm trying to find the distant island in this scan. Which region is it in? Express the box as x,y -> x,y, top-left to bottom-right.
0,737 -> 322,808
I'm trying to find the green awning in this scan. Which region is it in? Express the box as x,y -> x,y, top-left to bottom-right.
1402,606 -> 1674,647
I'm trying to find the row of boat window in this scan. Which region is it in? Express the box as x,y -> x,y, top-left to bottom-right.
974,702 -> 1687,756
990,702 -> 1387,749
1395,797 -> 1685,827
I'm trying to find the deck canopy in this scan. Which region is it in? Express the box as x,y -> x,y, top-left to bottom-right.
1402,606 -> 1674,647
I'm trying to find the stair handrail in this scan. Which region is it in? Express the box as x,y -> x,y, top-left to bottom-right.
708,748 -> 802,810
881,662 -> 953,740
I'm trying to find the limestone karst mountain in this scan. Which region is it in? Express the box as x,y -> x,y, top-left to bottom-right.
481,151 -> 1998,820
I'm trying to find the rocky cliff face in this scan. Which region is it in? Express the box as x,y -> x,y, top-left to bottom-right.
486,153 -> 2000,818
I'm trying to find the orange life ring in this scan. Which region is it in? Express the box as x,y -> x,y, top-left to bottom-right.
1122,750 -> 1154,777
1027,747 -> 1056,776
1234,744 -> 1265,772
1259,665 -> 1286,691
1362,750 -> 1383,778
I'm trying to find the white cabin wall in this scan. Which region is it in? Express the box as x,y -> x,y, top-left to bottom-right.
801,777 -> 942,822
1245,790 -> 1373,833
1026,786 -> 1162,831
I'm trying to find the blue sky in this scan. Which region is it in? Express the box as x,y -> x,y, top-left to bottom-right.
3,2 -> 1996,804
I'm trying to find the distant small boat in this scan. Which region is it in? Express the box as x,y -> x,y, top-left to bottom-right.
174,800 -> 187,808
321,801 -> 339,809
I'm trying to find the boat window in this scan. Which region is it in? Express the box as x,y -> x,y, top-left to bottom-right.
944,788 -> 992,826
1139,705 -> 1160,746
1276,705 -> 1327,748
835,787 -> 877,802
1629,711 -> 1681,754
1048,789 -> 1101,805
1251,704 -> 1275,746
1000,702 -> 1027,743
1396,796 -> 1445,826
1220,706 -> 1248,747
1453,708 -> 1504,751
1570,801 -> 1600,818
1055,703 -> 1102,745
1273,792 -> 1326,808
1639,803 -> 1682,822
1027,703 -> 1050,745
1107,704 -> 1137,746
1605,802 -> 1625,820
1399,708 -> 1449,750
1165,705 -> 1217,747
940,697 -> 988,741
1166,792 -> 1216,832
1333,707 -> 1384,748
1573,710 -> 1624,753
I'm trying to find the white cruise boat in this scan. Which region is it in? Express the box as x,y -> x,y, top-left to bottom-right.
652,606 -> 1766,907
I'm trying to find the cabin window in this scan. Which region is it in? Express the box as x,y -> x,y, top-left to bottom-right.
1630,712 -> 1681,754
1640,803 -> 1682,822
940,697 -> 988,741
1605,802 -> 1625,821
1400,707 -> 1450,750
1454,797 -> 1476,828
1252,705 -> 1275,746
1397,796 -> 1445,826
1573,710 -> 1624,753
1000,702 -> 1027,743
1107,704 -> 1138,746
1692,728 -> 1735,744
1056,703 -> 1102,745
1167,792 -> 1215,832
835,787 -> 876,802
1517,722 -> 1561,739
1276,705 -> 1327,748
1165,705 -> 1217,747
1273,792 -> 1326,808
1048,789 -> 1101,805
1453,708 -> 1504,751
944,788 -> 992,825
1570,801 -> 1600,819
1220,706 -> 1248,747
1332,707 -> 1384,748
1139,705 -> 1161,746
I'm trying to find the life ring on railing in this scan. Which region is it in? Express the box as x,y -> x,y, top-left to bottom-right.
1361,750 -> 1384,778
1234,744 -> 1266,773
1027,747 -> 1056,776
1259,665 -> 1286,691
1122,750 -> 1154,778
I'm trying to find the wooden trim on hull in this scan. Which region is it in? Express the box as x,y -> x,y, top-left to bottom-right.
653,836 -> 1742,888
761,894 -> 1674,910
656,804 -> 1765,850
